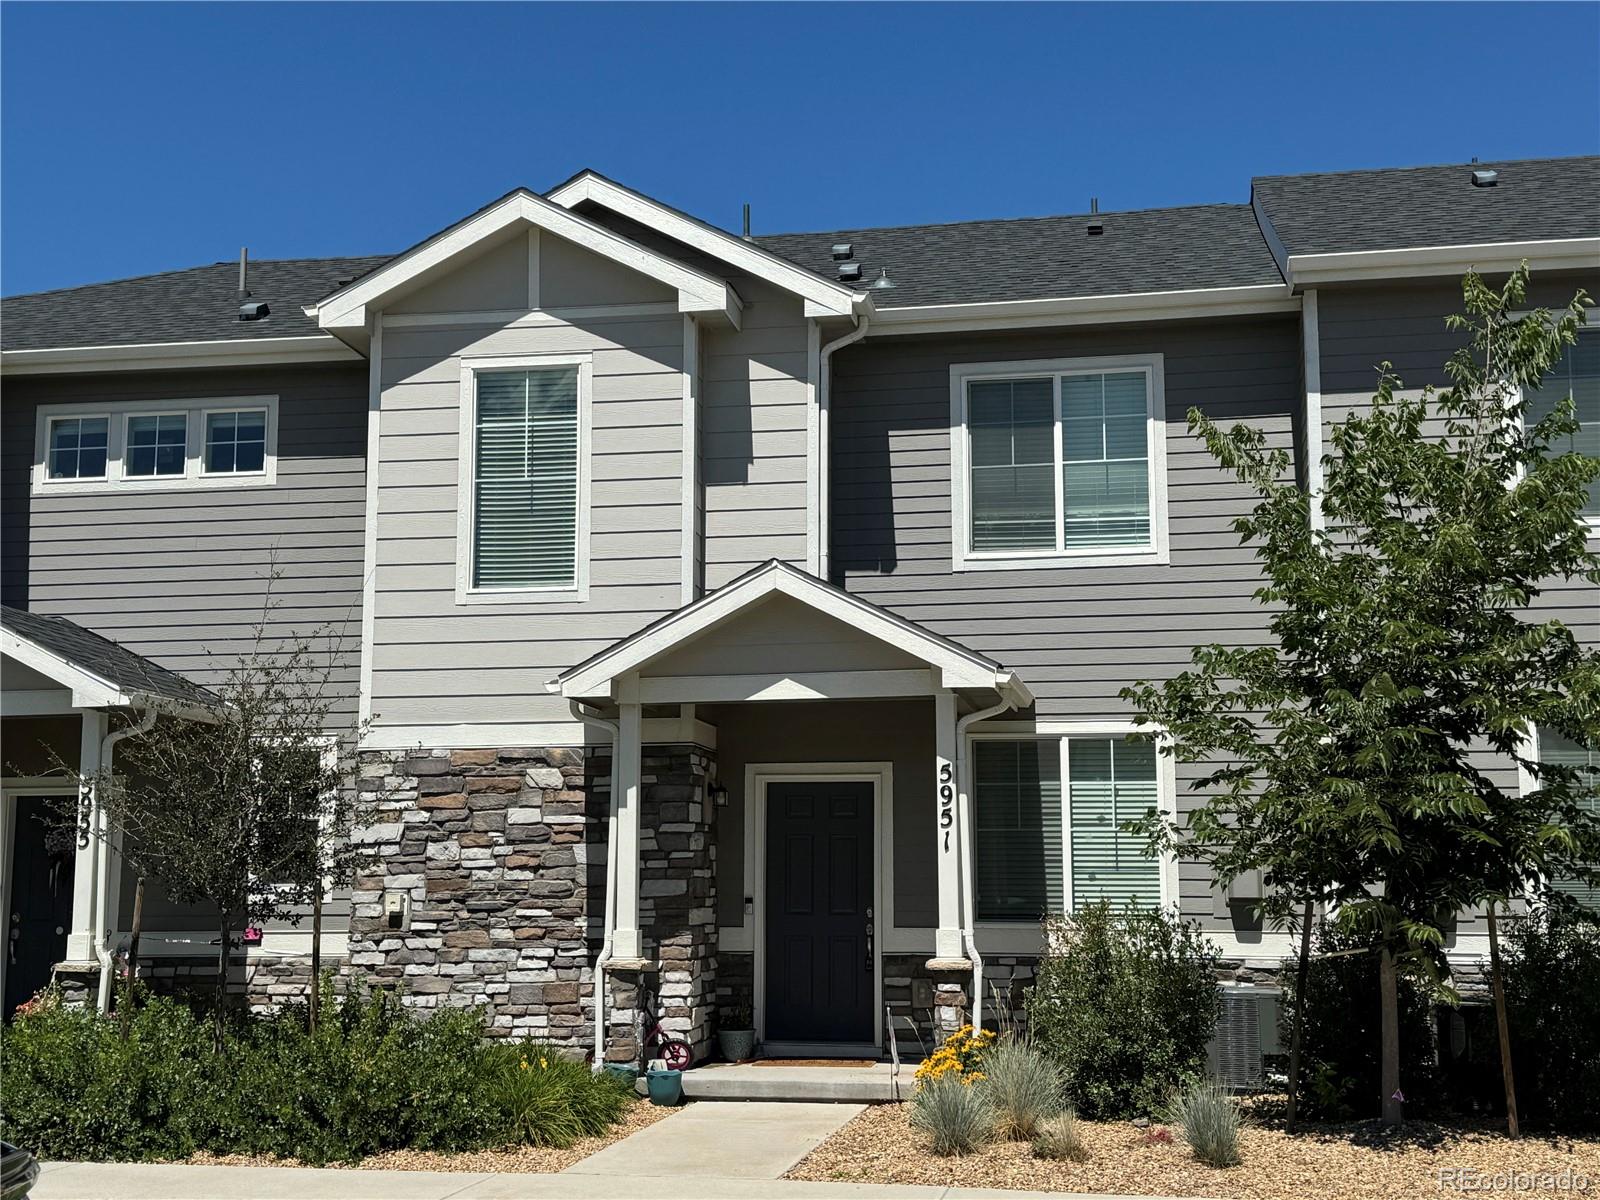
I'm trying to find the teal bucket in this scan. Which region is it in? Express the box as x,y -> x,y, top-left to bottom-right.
645,1067 -> 683,1106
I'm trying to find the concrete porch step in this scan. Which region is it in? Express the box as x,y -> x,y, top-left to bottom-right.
646,1062 -> 910,1102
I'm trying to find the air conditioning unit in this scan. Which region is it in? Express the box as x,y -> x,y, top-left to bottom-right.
1208,987 -> 1281,1090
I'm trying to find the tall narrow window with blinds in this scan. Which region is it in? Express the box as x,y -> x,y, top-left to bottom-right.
1525,333 -> 1599,519
974,739 -> 1064,920
472,367 -> 579,590
1539,728 -> 1600,911
1067,736 -> 1161,908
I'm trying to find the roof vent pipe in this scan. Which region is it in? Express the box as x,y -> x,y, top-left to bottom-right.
1090,197 -> 1099,214
742,203 -> 751,240
238,248 -> 249,299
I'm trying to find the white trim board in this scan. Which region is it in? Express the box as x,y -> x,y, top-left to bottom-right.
1286,237 -> 1600,286
870,284 -> 1298,337
357,717 -> 716,752
2,626 -> 130,709
1,335 -> 361,375
357,317 -> 383,726
551,558 -> 1031,705
740,762 -> 891,1051
312,190 -> 742,344
546,171 -> 865,318
949,354 -> 1170,572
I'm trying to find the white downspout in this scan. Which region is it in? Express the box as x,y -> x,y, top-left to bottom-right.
571,700 -> 620,1071
95,704 -> 157,1013
956,695 -> 1016,1033
817,313 -> 870,580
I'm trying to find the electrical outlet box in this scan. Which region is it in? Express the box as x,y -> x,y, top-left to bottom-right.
384,891 -> 410,931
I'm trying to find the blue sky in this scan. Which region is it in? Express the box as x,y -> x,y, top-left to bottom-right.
4,2 -> 1597,296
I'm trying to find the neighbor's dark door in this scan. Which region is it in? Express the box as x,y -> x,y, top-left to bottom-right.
5,797 -> 76,1018
764,780 -> 874,1044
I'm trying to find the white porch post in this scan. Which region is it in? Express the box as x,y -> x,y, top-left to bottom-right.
932,689 -> 965,962
611,699 -> 645,962
65,709 -> 107,962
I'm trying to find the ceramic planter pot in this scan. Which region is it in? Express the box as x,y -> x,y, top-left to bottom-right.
645,1067 -> 683,1106
717,1028 -> 757,1062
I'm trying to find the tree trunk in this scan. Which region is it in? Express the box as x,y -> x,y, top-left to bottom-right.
1379,943 -> 1403,1125
1285,897 -> 1314,1133
1486,903 -> 1520,1138
214,909 -> 230,1052
119,876 -> 146,1041
309,886 -> 322,1032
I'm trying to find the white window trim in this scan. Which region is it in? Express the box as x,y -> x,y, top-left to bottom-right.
31,396 -> 279,495
967,722 -> 1178,953
454,352 -> 593,606
949,354 -> 1170,571
1515,323 -> 1599,538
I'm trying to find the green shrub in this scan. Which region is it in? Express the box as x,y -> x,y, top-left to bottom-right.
1030,1108 -> 1089,1162
0,978 -> 630,1164
1279,922 -> 1438,1121
1165,1079 -> 1242,1167
910,1074 -> 994,1156
1501,906 -> 1600,1133
1025,903 -> 1221,1120
977,1036 -> 1064,1140
487,1042 -> 631,1148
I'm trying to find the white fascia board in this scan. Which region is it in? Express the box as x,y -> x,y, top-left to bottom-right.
0,335 -> 361,376
1287,237 -> 1600,285
867,283 -> 1299,337
551,560 -> 1011,699
1,628 -> 128,709
547,173 -> 865,317
315,191 -> 739,332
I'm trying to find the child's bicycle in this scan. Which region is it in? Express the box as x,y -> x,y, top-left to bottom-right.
638,980 -> 693,1071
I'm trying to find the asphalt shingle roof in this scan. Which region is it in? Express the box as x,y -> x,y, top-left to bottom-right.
1250,156 -> 1600,258
1,255 -> 392,352
2,605 -> 220,708
755,203 -> 1285,308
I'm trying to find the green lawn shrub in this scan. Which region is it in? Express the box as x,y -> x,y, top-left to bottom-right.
909,1073 -> 994,1156
1501,906 -> 1600,1133
1025,902 -> 1221,1119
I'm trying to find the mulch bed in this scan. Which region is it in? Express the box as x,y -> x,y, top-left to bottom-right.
186,1097 -> 676,1173
785,1102 -> 1600,1199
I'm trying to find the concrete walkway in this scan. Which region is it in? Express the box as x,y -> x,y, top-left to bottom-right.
34,1159 -> 1190,1199
566,1100 -> 864,1179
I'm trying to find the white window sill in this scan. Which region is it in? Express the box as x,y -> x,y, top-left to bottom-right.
955,546 -> 1169,572
32,471 -> 278,497
454,584 -> 589,607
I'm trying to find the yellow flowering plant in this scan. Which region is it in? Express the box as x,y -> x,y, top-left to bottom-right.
913,1023 -> 996,1088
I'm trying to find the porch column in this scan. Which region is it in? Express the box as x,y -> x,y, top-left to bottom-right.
65,709 -> 107,962
610,700 -> 645,962
932,689 -> 965,963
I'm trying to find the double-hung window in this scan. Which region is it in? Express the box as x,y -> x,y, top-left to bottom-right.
1523,330 -> 1599,524
457,356 -> 590,603
953,355 -> 1167,570
33,397 -> 278,493
1535,727 -> 1600,911
972,731 -> 1168,922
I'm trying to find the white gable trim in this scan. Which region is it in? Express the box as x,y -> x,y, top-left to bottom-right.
550,559 -> 1032,704
547,172 -> 866,318
311,191 -> 741,333
1,335 -> 361,375
1286,237 -> 1600,286
1,627 -> 129,709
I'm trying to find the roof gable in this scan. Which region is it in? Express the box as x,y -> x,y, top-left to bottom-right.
1,606 -> 219,712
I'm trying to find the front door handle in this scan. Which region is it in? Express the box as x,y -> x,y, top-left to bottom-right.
865,907 -> 874,972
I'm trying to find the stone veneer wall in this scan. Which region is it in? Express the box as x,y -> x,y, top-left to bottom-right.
347,746 -> 601,1041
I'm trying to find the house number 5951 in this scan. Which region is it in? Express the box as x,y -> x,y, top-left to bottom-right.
937,760 -> 954,852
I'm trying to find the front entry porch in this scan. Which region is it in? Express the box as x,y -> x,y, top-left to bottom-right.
549,559 -> 1033,1064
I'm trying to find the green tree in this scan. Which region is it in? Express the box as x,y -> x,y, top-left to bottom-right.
1124,266 -> 1600,1127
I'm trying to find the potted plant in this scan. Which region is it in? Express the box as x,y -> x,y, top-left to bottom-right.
717,1002 -> 756,1063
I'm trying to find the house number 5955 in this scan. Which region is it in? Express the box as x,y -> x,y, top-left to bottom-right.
937,761 -> 954,852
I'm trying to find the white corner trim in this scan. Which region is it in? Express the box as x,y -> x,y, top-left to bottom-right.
949,354 -> 1170,572
453,352 -> 593,606
1302,289 -> 1326,530
31,396 -> 280,496
680,315 -> 700,606
314,191 -> 741,333
358,317 -> 383,726
546,172 -> 864,317
1286,237 -> 1600,286
804,319 -> 822,576
0,335 -> 361,375
870,283 -> 1298,337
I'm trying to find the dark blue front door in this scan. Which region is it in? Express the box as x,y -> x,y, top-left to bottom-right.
764,780 -> 874,1044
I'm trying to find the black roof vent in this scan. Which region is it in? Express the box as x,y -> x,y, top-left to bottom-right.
1471,168 -> 1500,188
831,242 -> 854,261
837,260 -> 863,282
238,300 -> 270,321
1087,219 -> 1105,236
